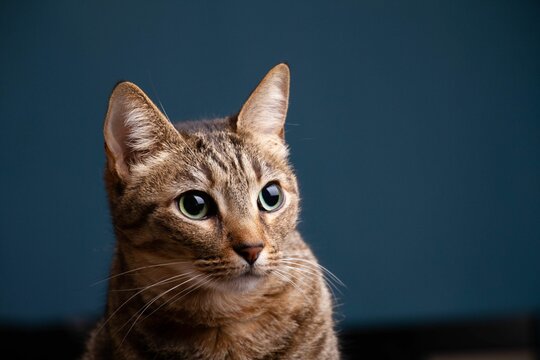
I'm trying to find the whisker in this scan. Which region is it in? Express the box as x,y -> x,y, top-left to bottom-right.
97,271 -> 195,335
282,257 -> 344,284
278,259 -> 344,295
122,275 -> 216,342
272,269 -> 310,302
158,99 -> 171,122
279,258 -> 345,301
110,272 -> 194,292
278,261 -> 320,277
91,260 -> 191,286
147,72 -> 171,122
277,267 -> 315,290
281,257 -> 346,287
279,260 -> 340,292
118,274 -> 205,344
279,263 -> 341,299
145,274 -> 214,322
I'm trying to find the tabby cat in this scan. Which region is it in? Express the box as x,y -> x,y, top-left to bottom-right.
83,64 -> 340,359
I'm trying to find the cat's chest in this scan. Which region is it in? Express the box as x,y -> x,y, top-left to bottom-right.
196,323 -> 296,360
139,311 -> 299,360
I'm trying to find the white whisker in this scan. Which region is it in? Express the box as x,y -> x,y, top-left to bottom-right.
280,263 -> 341,299
97,271 -> 195,335
110,272 -> 194,292
279,257 -> 345,301
91,260 -> 191,286
281,257 -> 345,287
272,269 -> 310,302
279,259 -> 343,294
153,275 -> 214,319
119,274 -> 205,344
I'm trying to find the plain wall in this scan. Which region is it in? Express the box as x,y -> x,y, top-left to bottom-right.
1,0 -> 539,327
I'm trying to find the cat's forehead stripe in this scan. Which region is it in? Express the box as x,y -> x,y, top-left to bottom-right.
198,161 -> 215,187
250,155 -> 262,180
205,147 -> 230,174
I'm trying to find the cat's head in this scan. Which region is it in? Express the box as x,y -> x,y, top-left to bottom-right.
103,64 -> 300,293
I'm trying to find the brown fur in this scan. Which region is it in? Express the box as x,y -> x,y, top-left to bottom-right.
83,64 -> 340,359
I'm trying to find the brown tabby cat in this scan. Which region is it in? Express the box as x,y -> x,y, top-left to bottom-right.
83,64 -> 340,359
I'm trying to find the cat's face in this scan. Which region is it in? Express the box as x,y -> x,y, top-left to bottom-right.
104,64 -> 299,293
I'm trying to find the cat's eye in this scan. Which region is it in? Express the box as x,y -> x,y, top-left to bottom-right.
258,183 -> 284,212
177,191 -> 215,220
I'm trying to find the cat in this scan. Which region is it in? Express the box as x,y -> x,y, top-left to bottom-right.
82,63 -> 340,359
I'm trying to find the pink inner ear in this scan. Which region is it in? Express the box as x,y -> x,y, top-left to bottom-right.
103,89 -> 158,178
103,82 -> 183,179
237,65 -> 290,138
104,97 -> 132,177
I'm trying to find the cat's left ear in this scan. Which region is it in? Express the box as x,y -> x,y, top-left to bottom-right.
103,81 -> 181,180
237,63 -> 290,140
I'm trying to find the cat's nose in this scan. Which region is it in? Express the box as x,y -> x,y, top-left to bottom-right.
233,243 -> 264,265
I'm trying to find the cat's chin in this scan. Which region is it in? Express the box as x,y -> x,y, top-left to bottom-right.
210,271 -> 265,293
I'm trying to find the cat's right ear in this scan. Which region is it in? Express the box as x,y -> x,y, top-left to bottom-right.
237,63 -> 290,140
103,82 -> 180,180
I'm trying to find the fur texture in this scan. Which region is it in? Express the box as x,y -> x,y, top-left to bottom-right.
83,64 -> 340,359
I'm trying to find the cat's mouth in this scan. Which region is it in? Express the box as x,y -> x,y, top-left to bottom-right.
240,266 -> 264,278
230,270 -> 265,291
223,263 -> 264,280
205,265 -> 268,293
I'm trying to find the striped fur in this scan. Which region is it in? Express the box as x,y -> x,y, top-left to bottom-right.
83,64 -> 340,359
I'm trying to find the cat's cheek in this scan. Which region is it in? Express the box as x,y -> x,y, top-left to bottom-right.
276,203 -> 300,241
262,191 -> 298,227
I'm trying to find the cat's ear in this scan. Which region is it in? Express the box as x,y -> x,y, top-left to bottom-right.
103,81 -> 180,179
237,63 -> 290,140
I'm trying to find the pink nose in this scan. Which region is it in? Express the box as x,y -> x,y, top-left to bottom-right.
233,243 -> 264,265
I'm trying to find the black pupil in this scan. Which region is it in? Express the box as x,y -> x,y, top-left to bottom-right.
184,193 -> 206,215
262,184 -> 280,207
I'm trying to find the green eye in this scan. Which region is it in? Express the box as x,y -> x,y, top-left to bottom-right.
258,183 -> 284,212
178,191 -> 215,220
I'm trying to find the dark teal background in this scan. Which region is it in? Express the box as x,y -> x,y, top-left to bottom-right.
1,0 -> 539,327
